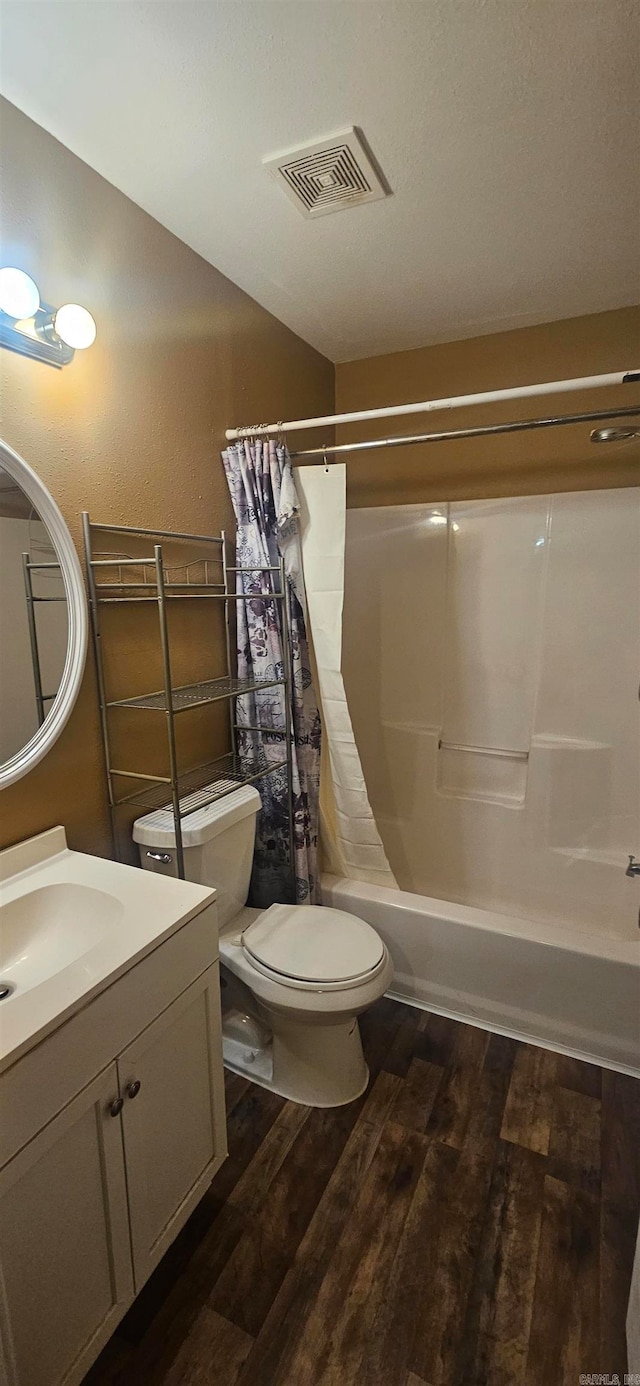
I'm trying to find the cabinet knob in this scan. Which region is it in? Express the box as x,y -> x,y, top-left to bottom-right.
126,1079 -> 141,1100
109,1097 -> 124,1117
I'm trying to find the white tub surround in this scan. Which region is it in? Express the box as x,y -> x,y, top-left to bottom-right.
343,489 -> 640,940
323,874 -> 640,1076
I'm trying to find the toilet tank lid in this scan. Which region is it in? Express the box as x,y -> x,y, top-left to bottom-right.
132,782 -> 261,849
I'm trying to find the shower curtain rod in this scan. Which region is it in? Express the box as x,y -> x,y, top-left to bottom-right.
225,368 -> 640,440
289,405 -> 640,460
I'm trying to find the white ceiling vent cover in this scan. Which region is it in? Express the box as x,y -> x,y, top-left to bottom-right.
263,127 -> 389,219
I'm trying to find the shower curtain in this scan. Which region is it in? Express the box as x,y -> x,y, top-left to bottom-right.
295,463 -> 397,888
221,440 -> 321,906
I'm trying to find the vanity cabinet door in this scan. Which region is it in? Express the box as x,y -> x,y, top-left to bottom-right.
117,963 -> 227,1291
0,1063 -> 133,1386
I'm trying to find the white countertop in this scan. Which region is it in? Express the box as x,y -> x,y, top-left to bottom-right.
0,827 -> 216,1072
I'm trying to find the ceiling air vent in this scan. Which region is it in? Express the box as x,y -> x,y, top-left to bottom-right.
263,127 -> 389,219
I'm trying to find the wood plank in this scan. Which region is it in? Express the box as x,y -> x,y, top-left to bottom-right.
99,1213 -> 253,1385
373,997 -> 409,1028
233,1258 -> 328,1386
360,998 -> 418,1081
295,1070 -> 404,1268
223,1069 -> 252,1115
150,1305 -> 253,1386
552,1052 -> 602,1099
382,1004 -> 423,1077
410,1064 -> 512,1384
115,1196 -> 247,1346
210,1084 -> 286,1204
484,1031 -> 518,1074
601,1069 -> 640,1215
359,1138 -> 459,1386
209,1085 -> 375,1337
281,1121 -> 429,1386
599,1196 -> 635,1379
426,1021 -> 489,1148
224,1074 -> 406,1381
454,1140 -> 545,1386
414,1011 -> 459,1068
392,1057 -> 443,1133
315,1122 -> 430,1385
548,1085 -> 601,1194
524,1174 -> 600,1386
228,1101 -> 311,1216
207,1218 -> 289,1340
500,1044 -> 557,1154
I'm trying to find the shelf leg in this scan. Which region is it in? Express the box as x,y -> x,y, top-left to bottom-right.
22,552 -> 46,728
222,530 -> 236,760
82,512 -> 118,860
155,545 -> 185,880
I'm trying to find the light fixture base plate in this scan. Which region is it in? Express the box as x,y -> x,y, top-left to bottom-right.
0,302 -> 74,368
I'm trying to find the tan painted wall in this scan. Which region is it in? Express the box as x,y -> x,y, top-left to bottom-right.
334,308 -> 640,508
0,99 -> 333,857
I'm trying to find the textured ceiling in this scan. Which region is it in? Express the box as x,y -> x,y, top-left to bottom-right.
1,0 -> 638,362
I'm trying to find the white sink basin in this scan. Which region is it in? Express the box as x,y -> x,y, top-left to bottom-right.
0,825 -> 215,1071
0,882 -> 123,993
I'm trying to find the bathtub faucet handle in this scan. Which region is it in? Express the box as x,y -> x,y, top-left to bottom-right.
626,854 -> 640,878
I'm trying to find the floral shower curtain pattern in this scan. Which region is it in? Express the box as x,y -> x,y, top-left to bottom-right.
221,439 -> 321,906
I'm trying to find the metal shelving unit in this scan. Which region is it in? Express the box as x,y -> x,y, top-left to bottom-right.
82,514 -> 294,884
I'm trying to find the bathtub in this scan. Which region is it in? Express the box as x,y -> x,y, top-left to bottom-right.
322,874 -> 640,1076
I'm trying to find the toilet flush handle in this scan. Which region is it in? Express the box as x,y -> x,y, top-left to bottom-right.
146,850 -> 173,864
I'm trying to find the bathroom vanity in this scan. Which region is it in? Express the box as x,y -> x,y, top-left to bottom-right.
0,827 -> 227,1386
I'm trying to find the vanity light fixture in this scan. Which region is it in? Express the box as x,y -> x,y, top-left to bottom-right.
0,266 -> 97,368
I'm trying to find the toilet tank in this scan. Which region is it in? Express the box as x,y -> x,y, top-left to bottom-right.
133,784 -> 261,927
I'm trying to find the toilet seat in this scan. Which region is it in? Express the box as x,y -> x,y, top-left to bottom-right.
241,903 -> 387,992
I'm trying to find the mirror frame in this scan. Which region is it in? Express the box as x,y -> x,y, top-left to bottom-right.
0,438 -> 88,788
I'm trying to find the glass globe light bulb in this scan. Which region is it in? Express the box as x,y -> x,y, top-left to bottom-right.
0,267 -> 40,319
53,303 -> 97,350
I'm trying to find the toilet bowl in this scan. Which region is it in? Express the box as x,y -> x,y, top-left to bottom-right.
133,784 -> 392,1106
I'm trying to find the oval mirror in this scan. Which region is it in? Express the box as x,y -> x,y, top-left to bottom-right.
0,439 -> 87,788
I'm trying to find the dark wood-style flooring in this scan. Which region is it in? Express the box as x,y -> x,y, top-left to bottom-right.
86,998 -> 640,1386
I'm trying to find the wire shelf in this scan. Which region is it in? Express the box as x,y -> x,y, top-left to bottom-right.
108,675 -> 286,713
115,751 -> 287,816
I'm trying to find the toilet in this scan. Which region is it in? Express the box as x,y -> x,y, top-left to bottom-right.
133,785 -> 393,1107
